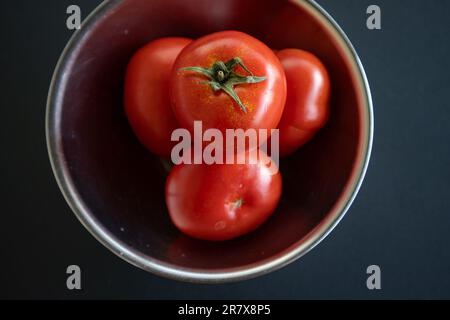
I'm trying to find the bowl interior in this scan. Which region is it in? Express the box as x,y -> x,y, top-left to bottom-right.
53,0 -> 363,274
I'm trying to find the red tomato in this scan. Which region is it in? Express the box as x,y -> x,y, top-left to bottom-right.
165,152 -> 282,241
171,31 -> 286,135
124,37 -> 191,157
276,49 -> 330,156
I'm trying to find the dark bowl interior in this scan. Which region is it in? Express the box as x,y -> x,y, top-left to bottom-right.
51,0 -> 365,276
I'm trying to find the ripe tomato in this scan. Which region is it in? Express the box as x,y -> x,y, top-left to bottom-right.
165,152 -> 282,241
171,31 -> 286,135
276,49 -> 330,156
124,37 -> 191,157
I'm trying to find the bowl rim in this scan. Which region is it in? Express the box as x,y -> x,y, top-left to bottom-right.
46,0 -> 374,283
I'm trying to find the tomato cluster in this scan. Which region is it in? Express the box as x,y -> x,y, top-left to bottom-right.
124,31 -> 330,241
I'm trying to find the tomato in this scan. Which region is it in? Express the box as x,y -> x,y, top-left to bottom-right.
171,31 -> 286,135
124,37 -> 191,157
276,49 -> 330,156
165,152 -> 282,241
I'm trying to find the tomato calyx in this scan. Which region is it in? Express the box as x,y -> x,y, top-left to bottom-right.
231,198 -> 244,209
180,57 -> 266,113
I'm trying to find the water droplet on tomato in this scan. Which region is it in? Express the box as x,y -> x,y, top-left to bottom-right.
214,221 -> 226,230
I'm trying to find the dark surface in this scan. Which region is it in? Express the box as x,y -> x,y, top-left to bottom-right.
1,0 -> 449,299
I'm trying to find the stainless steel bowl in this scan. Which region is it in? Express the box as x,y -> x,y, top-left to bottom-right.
46,0 -> 373,283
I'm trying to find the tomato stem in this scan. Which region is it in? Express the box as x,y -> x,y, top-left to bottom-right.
179,57 -> 266,113
232,198 -> 244,209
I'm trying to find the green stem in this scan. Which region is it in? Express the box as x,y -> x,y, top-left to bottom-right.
232,198 -> 244,209
179,57 -> 266,113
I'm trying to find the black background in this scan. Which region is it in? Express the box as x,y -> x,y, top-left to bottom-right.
1,0 -> 449,299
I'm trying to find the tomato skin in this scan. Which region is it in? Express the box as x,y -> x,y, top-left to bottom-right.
276,49 -> 330,156
124,37 -> 192,157
165,153 -> 282,241
171,31 -> 286,134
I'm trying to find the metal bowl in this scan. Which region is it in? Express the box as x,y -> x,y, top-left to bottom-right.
46,0 -> 373,283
